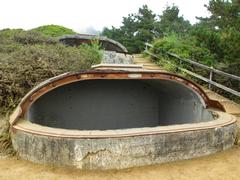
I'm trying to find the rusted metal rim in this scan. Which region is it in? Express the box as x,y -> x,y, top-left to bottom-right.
9,69 -> 225,125
11,111 -> 236,139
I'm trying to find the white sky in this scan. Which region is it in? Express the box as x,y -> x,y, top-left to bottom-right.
0,0 -> 210,33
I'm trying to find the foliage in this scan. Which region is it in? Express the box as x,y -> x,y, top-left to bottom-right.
155,5 -> 191,37
102,5 -> 156,53
32,25 -> 77,37
0,29 -> 101,115
151,0 -> 240,100
194,0 -> 240,62
192,0 -> 240,89
14,30 -> 58,45
0,116 -> 15,155
102,4 -> 191,53
152,34 -> 215,65
197,0 -> 240,31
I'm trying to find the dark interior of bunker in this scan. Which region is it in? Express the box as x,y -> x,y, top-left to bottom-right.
27,79 -> 213,130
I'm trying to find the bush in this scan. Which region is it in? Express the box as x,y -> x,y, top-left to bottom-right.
32,25 -> 77,37
152,34 -> 215,66
151,34 -> 216,88
14,30 -> 57,45
0,29 -> 102,115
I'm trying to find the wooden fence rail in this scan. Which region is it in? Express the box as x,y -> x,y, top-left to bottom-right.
145,43 -> 240,97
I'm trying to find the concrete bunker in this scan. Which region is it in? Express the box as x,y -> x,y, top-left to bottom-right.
59,34 -> 128,53
9,69 -> 237,170
59,34 -> 133,64
28,79 -> 213,130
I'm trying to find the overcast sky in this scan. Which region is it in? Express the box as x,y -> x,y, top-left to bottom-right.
0,0 -> 210,33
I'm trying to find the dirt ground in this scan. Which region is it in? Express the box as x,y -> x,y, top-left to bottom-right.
0,145 -> 239,180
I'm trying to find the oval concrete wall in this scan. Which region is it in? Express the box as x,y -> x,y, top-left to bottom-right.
11,111 -> 237,170
27,79 -> 213,130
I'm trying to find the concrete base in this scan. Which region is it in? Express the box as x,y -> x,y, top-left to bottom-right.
11,111 -> 237,170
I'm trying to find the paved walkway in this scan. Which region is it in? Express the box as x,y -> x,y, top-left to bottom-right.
133,54 -> 164,70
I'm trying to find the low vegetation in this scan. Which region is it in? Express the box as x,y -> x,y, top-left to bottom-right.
0,116 -> 14,155
32,25 -> 77,37
0,28 -> 101,115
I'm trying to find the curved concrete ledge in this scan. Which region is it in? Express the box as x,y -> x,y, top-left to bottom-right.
11,111 -> 237,170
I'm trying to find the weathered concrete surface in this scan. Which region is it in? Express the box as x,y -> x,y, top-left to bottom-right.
59,34 -> 128,53
102,51 -> 133,64
11,119 -> 237,170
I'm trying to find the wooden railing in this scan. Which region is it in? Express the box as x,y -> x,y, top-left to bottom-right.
145,43 -> 240,97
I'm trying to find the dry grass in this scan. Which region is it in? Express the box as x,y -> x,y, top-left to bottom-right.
0,116 -> 15,156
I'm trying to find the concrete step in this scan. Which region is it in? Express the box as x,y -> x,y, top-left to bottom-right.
220,101 -> 240,115
140,62 -> 158,66
133,59 -> 151,63
205,91 -> 229,102
133,55 -> 163,71
133,54 -> 143,58
142,63 -> 159,66
134,59 -> 157,64
144,67 -> 164,70
204,89 -> 240,115
143,65 -> 162,68
134,62 -> 151,65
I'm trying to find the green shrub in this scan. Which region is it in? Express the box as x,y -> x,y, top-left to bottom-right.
32,25 -> 77,37
150,34 -> 215,87
14,30 -> 57,45
152,34 -> 215,66
0,29 -> 101,115
0,116 -> 15,155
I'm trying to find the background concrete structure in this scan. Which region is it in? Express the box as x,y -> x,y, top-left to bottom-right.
102,51 -> 133,64
59,34 -> 128,53
59,34 -> 133,64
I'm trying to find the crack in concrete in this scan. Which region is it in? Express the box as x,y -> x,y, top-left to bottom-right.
82,148 -> 113,160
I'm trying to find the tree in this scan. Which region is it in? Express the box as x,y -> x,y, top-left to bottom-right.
155,5 -> 191,37
190,24 -> 223,60
197,0 -> 240,31
194,0 -> 240,64
102,5 -> 156,53
134,5 -> 156,50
